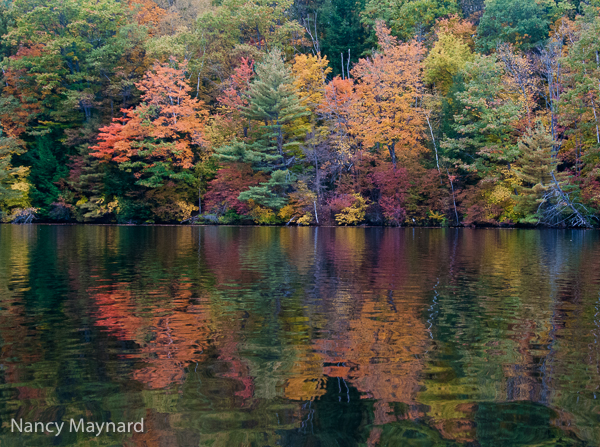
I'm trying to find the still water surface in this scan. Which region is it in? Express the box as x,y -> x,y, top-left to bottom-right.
0,226 -> 599,446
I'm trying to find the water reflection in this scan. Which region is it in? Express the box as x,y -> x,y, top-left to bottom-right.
0,226 -> 599,445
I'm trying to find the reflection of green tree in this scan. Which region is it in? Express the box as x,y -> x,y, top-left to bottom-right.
418,230 -> 600,445
475,402 -> 582,446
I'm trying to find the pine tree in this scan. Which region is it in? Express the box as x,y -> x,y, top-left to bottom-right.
512,126 -> 560,223
238,169 -> 293,209
241,49 -> 310,167
213,50 -> 308,213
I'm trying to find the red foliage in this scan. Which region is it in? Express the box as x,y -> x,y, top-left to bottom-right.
217,58 -> 254,115
90,59 -> 208,171
327,194 -> 356,215
371,166 -> 411,225
580,168 -> 600,209
319,76 -> 356,118
204,163 -> 266,214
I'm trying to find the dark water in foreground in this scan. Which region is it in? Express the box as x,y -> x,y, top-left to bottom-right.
0,226 -> 599,446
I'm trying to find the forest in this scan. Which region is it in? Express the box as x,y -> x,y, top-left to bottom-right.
1,0 -> 600,227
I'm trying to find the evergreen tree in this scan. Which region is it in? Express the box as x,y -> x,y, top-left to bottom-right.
214,50 -> 308,212
238,169 -> 294,209
22,134 -> 68,216
242,49 -> 310,167
317,0 -> 371,76
512,127 -> 555,222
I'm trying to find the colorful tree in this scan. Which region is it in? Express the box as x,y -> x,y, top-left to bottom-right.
0,126 -> 30,219
291,53 -> 332,112
350,22 -> 426,169
91,59 -> 208,189
424,32 -> 474,95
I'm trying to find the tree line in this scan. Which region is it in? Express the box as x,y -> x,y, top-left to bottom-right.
1,0 -> 600,226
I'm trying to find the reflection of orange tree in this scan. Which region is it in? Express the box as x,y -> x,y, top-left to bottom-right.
89,281 -> 211,389
316,296 -> 429,424
281,292 -> 430,426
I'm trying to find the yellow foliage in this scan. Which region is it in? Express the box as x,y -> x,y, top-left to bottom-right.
489,185 -> 512,204
175,201 -> 197,221
248,200 -> 278,225
428,210 -> 446,223
278,181 -> 316,224
278,204 -> 295,221
10,181 -> 30,192
291,53 -> 332,111
297,213 -> 313,225
335,194 -> 368,226
424,32 -> 473,94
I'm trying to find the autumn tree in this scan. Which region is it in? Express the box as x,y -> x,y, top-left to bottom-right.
0,126 -> 30,219
424,32 -> 474,95
350,22 -> 425,169
317,76 -> 357,169
91,59 -> 208,220
291,53 -> 332,201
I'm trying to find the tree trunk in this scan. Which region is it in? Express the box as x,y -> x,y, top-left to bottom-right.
388,143 -> 396,170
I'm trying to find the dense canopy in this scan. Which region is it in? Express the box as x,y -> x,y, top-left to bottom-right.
1,0 -> 600,227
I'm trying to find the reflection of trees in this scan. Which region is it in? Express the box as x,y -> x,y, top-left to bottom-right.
313,295 -> 429,423
1,227 -> 600,444
90,283 -> 211,390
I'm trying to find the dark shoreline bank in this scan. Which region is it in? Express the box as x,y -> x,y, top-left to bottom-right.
2,223 -> 596,229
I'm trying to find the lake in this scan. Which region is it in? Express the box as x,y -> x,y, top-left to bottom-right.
0,226 -> 599,446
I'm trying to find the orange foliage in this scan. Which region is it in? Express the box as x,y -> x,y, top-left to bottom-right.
350,22 -> 426,168
129,0 -> 166,34
434,14 -> 476,49
91,59 -> 208,177
318,76 -> 356,132
89,282 -> 211,389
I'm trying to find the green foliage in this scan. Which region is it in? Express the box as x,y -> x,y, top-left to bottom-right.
313,0 -> 372,76
21,135 -> 69,216
242,49 -> 310,159
0,0 -> 597,227
442,55 -> 523,175
6,0 -> 137,122
476,0 -> 571,52
238,169 -> 293,210
197,0 -> 302,55
0,0 -> 15,60
362,0 -> 459,41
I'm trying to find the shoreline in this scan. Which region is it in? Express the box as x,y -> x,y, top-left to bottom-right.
1,223 -> 596,230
